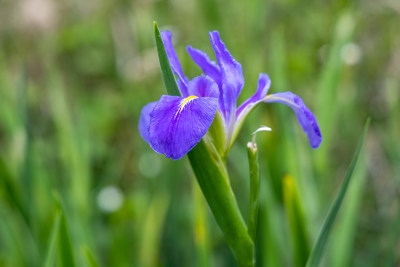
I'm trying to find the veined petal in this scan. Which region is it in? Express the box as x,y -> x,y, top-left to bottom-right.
138,101 -> 157,143
149,95 -> 219,159
236,73 -> 271,118
188,75 -> 219,98
187,45 -> 226,117
264,92 -> 322,148
161,31 -> 189,96
209,31 -> 244,125
186,45 -> 221,88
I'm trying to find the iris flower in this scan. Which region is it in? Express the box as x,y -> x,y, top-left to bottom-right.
139,30 -> 322,159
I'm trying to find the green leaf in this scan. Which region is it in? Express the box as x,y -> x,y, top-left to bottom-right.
315,11 -> 356,172
188,141 -> 254,267
59,214 -> 76,267
83,246 -> 100,267
139,191 -> 170,267
53,193 -> 76,267
0,156 -> 28,223
43,213 -> 62,267
193,182 -> 211,267
153,22 -> 181,96
331,150 -> 368,267
306,118 -> 370,267
283,175 -> 310,267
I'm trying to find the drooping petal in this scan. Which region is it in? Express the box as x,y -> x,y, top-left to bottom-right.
186,45 -> 221,88
161,31 -> 189,96
209,31 -> 244,127
236,73 -> 271,118
264,92 -> 322,148
149,95 -> 219,159
138,101 -> 157,143
187,75 -> 219,98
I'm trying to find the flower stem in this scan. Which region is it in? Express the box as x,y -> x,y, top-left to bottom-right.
247,141 -> 260,243
188,140 -> 254,267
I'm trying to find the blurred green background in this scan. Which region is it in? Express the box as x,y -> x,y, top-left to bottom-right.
0,0 -> 399,266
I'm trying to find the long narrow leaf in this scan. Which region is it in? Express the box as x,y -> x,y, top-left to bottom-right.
83,246 -> 100,267
283,175 -> 310,267
188,141 -> 254,267
306,118 -> 370,267
154,22 -> 181,96
53,193 -> 76,267
43,213 -> 62,267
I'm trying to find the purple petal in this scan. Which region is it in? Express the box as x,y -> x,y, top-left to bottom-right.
187,45 -> 226,117
139,101 -> 157,143
209,31 -> 244,124
186,45 -> 221,88
264,92 -> 322,148
236,73 -> 271,118
187,75 -> 219,98
161,31 -> 189,97
149,95 -> 218,159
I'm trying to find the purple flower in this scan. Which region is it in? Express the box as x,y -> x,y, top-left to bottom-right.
139,30 -> 322,159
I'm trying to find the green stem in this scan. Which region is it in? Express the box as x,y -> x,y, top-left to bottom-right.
188,140 -> 255,267
247,141 -> 260,243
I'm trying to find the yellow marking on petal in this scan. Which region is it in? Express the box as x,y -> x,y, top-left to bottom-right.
180,95 -> 198,109
174,95 -> 198,119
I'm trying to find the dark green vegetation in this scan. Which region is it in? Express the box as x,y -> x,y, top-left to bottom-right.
0,0 -> 399,266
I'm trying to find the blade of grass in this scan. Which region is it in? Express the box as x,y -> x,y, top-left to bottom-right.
53,192 -> 76,267
193,181 -> 211,267
0,156 -> 28,223
258,174 -> 285,267
315,11 -> 356,172
83,246 -> 100,267
139,191 -> 170,267
306,118 -> 370,267
43,212 -> 62,267
331,150 -> 368,267
283,175 -> 310,267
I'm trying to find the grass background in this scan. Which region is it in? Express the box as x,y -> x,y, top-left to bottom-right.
0,0 -> 399,266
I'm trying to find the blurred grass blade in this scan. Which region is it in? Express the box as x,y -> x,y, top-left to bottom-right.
283,175 -> 310,267
332,150 -> 368,267
154,21 -> 181,96
193,181 -> 211,267
139,191 -> 170,267
43,212 -> 62,267
53,192 -> 76,267
58,213 -> 76,267
83,246 -> 100,267
306,118 -> 370,267
0,156 -> 28,223
315,11 -> 356,171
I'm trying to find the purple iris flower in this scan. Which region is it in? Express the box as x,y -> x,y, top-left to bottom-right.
139,30 -> 322,160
